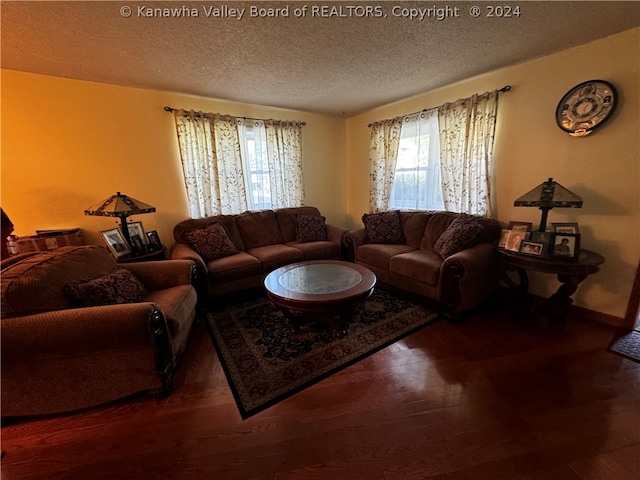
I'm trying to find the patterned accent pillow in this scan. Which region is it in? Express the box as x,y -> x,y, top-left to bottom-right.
362,210 -> 405,244
183,221 -> 238,262
64,268 -> 148,307
434,214 -> 484,258
295,214 -> 328,243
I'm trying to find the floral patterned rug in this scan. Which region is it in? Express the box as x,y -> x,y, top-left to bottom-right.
206,288 -> 440,419
609,328 -> 640,364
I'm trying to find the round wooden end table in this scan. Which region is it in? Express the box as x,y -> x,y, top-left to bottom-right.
264,260 -> 377,337
497,248 -> 605,321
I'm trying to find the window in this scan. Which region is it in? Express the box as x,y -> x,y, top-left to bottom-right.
389,110 -> 444,211
238,121 -> 272,210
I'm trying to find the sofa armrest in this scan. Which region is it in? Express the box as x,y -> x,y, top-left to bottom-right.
344,228 -> 368,262
439,242 -> 499,313
1,303 -> 174,417
170,243 -> 207,273
326,224 -> 348,246
123,259 -> 196,291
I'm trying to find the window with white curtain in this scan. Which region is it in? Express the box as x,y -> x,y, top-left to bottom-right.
237,120 -> 272,210
389,109 -> 444,211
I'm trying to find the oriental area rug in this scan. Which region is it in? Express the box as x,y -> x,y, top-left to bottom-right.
609,328 -> 640,364
206,288 -> 440,419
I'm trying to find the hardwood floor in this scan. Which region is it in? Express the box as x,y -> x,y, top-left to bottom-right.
2,300 -> 639,480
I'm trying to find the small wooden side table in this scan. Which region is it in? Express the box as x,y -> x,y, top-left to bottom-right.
117,246 -> 167,264
497,248 -> 605,321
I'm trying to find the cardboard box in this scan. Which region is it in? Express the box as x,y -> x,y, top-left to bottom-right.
15,230 -> 84,254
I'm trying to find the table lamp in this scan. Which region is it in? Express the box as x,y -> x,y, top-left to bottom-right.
84,192 -> 156,246
513,178 -> 582,232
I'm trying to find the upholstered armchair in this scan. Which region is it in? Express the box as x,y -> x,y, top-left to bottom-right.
1,246 -> 198,418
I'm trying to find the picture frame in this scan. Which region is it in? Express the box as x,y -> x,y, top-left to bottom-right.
130,234 -> 146,254
507,221 -> 533,233
551,233 -> 581,259
529,231 -> 552,257
519,240 -> 545,257
498,229 -> 510,248
146,230 -> 162,251
551,222 -> 580,234
100,228 -> 131,258
127,221 -> 147,244
505,230 -> 528,252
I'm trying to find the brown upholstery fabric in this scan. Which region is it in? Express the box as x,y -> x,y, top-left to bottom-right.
357,243 -> 416,270
362,210 -> 406,244
174,214 -> 244,252
420,212 -> 458,250
246,244 -> 304,272
205,252 -> 262,282
183,221 -> 238,261
286,241 -> 340,260
65,268 -> 148,307
389,250 -> 443,286
1,245 -> 116,319
236,210 -> 284,250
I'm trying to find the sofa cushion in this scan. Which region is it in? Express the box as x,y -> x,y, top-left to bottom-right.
1,246 -> 117,319
246,244 -> 304,272
236,210 -> 284,250
433,214 -> 485,258
287,241 -> 340,260
206,252 -> 262,283
295,213 -> 328,243
357,243 -> 416,270
183,221 -> 238,262
64,268 -> 148,307
389,250 -> 443,286
362,210 -> 405,244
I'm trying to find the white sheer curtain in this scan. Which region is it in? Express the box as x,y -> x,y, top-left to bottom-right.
173,110 -> 247,218
368,117 -> 404,212
265,120 -> 305,207
438,90 -> 499,217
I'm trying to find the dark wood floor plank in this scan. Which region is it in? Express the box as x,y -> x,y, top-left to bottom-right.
2,303 -> 638,480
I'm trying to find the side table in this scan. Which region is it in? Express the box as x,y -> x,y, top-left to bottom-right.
117,246 -> 167,263
497,248 -> 605,321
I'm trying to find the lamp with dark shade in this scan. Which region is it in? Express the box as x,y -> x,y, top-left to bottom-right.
514,178 -> 583,232
84,192 -> 156,246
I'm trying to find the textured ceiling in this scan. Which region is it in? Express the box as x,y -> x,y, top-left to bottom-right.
2,1 -> 639,116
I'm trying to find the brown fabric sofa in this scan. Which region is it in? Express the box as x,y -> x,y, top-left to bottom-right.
344,210 -> 502,315
1,245 -> 198,418
171,207 -> 347,299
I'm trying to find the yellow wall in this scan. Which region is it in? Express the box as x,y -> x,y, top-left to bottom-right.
2,27 -> 638,319
346,27 -> 640,319
1,72 -> 347,248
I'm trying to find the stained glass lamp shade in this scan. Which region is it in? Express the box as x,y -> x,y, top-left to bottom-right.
514,178 -> 582,231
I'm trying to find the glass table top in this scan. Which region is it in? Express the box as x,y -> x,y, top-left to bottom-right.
277,263 -> 363,295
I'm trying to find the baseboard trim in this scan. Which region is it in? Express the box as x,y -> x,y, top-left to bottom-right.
496,286 -> 624,327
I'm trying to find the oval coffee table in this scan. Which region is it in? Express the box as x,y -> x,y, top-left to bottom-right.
264,260 -> 377,337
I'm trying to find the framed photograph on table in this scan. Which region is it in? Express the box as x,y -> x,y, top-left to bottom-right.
508,221 -> 533,233
519,240 -> 545,257
146,230 -> 162,251
505,230 -> 527,252
101,228 -> 131,258
127,221 -> 147,244
551,233 -> 581,259
551,222 -> 580,234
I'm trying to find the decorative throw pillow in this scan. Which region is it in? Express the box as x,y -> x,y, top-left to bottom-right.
64,268 -> 148,307
362,210 -> 405,244
434,214 -> 484,258
183,221 -> 238,262
295,214 -> 328,243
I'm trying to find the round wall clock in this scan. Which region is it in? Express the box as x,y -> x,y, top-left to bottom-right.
555,80 -> 617,137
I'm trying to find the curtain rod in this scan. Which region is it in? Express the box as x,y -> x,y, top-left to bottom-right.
163,106 -> 306,126
367,85 -> 512,127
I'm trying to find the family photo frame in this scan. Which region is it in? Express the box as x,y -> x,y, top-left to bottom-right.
100,228 -> 131,258
551,233 -> 581,260
551,222 -> 580,234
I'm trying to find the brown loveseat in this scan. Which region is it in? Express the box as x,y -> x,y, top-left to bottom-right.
344,210 -> 502,315
171,207 -> 347,299
1,245 -> 198,417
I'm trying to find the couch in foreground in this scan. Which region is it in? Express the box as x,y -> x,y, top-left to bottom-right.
345,210 -> 502,315
1,246 -> 198,418
171,207 -> 347,299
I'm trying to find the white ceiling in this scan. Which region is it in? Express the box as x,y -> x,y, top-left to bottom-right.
2,1 -> 639,116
